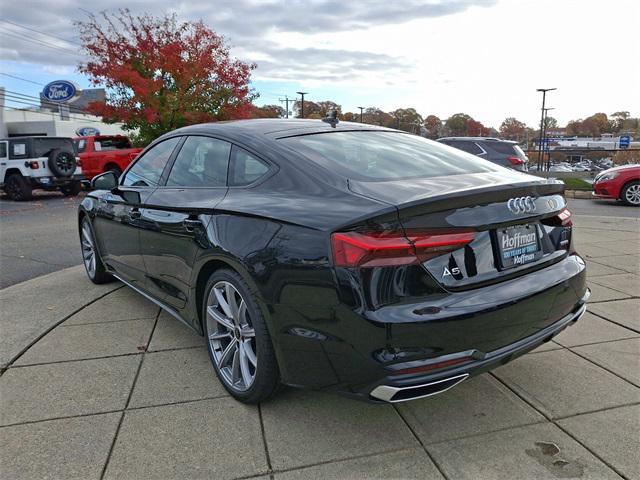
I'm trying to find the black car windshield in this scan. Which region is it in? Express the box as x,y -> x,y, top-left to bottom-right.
279,131 -> 497,181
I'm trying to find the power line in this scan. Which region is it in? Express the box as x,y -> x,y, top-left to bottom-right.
0,19 -> 82,46
0,72 -> 44,86
0,27 -> 81,57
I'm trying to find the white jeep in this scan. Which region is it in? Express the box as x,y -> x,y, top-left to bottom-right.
0,137 -> 84,200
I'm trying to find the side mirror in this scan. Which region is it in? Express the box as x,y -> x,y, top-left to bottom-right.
91,171 -> 118,191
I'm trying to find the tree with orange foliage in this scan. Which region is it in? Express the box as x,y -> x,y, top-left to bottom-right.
77,10 -> 257,144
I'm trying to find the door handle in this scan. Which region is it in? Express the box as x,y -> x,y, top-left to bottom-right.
128,209 -> 142,220
183,218 -> 202,232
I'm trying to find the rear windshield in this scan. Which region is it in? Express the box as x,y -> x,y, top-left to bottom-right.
96,137 -> 132,151
33,138 -> 76,157
279,131 -> 497,180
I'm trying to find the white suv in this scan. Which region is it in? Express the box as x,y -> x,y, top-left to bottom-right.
0,137 -> 84,200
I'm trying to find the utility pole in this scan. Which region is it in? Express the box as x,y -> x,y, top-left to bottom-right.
536,88 -> 556,171
357,106 -> 364,123
278,95 -> 293,119
296,91 -> 308,118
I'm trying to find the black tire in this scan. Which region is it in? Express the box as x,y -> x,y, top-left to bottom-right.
620,180 -> 640,207
79,217 -> 113,284
61,181 -> 82,197
48,149 -> 77,177
4,174 -> 33,201
203,269 -> 280,403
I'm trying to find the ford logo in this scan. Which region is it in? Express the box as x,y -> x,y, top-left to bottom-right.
42,80 -> 80,104
507,196 -> 537,214
76,127 -> 100,137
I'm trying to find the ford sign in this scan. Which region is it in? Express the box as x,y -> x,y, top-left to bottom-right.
42,80 -> 81,104
76,127 -> 100,137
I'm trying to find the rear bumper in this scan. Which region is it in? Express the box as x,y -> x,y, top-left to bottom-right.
368,290 -> 588,402
271,253 -> 588,400
29,174 -> 85,188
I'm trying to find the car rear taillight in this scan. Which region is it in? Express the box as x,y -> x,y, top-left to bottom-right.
29,161 -> 39,169
331,230 -> 475,267
507,156 -> 525,166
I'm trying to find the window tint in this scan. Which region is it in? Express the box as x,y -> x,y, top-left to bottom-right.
0,142 -> 7,158
229,147 -> 269,186
280,132 -> 496,181
75,139 -> 86,153
166,136 -> 231,187
490,142 -> 519,155
450,141 -> 484,155
122,137 -> 181,187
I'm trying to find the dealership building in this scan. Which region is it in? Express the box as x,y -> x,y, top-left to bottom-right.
0,81 -> 128,138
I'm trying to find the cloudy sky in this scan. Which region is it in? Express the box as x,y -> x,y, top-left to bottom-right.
1,0 -> 638,127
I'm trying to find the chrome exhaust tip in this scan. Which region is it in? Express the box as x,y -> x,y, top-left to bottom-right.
370,373 -> 469,403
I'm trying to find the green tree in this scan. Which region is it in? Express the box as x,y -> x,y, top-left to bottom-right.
251,104 -> 284,118
445,113 -> 472,136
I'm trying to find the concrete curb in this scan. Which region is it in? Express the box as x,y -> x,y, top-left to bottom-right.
565,190 -> 593,199
0,265 -> 121,369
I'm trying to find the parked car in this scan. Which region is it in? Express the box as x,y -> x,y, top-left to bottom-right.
549,163 -> 573,172
74,135 -> 142,180
436,137 -> 529,171
79,119 -> 588,404
592,164 -> 640,206
1,136 -> 83,200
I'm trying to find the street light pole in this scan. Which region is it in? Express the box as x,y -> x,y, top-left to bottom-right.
357,106 -> 364,123
296,91 -> 308,118
536,88 -> 556,171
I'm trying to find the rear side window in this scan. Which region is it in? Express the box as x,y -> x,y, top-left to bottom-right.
489,142 -> 519,155
229,147 -> 269,186
166,136 -> 231,188
75,139 -> 86,153
0,142 -> 7,158
33,138 -> 75,157
122,137 -> 181,187
280,131 -> 496,181
450,141 -> 484,155
9,141 -> 27,159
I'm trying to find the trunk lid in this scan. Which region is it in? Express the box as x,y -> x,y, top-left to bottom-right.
348,172 -> 570,290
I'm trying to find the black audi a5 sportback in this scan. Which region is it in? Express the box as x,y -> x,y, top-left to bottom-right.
79,118 -> 588,403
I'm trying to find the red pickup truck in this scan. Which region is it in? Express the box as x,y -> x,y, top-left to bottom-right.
74,135 -> 142,180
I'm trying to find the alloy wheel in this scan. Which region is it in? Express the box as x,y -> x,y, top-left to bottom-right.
206,281 -> 257,391
625,184 -> 640,205
81,222 -> 96,277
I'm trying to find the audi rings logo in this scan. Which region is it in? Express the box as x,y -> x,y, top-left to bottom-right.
507,196 -> 537,214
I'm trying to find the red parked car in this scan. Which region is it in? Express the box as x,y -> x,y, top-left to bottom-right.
592,164 -> 640,206
74,135 -> 142,180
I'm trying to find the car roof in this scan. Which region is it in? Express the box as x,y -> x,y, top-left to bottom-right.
171,119 -> 395,140
438,137 -> 516,144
